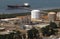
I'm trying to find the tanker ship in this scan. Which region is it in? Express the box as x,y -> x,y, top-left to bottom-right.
7,3 -> 30,9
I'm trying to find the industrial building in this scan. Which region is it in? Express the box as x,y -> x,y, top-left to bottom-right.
0,9 -> 60,39
0,9 -> 60,31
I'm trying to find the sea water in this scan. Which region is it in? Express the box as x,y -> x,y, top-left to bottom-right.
0,0 -> 60,14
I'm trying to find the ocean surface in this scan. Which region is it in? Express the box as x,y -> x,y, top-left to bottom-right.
0,0 -> 60,14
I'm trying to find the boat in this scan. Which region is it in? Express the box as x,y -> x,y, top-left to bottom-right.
7,3 -> 30,9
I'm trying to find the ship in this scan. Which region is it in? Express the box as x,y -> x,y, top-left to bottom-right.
7,3 -> 30,9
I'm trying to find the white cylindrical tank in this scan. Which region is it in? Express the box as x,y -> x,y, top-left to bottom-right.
57,12 -> 60,20
31,10 -> 40,21
48,12 -> 56,22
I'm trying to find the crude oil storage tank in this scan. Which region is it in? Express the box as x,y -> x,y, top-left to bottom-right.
48,12 -> 56,22
31,10 -> 40,21
57,12 -> 60,20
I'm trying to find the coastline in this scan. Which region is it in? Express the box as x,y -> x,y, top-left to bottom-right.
0,12 -> 31,19
0,8 -> 60,19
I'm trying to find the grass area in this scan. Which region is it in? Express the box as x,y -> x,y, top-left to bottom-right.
0,12 -> 31,19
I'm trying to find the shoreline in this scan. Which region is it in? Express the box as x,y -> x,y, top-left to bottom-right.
0,8 -> 60,19
0,12 -> 31,19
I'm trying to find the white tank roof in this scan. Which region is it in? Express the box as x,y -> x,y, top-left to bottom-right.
48,12 -> 56,14
31,10 -> 40,12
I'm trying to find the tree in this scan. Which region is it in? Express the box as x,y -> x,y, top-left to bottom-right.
41,25 -> 58,36
41,25 -> 50,36
50,22 -> 57,29
27,27 -> 39,39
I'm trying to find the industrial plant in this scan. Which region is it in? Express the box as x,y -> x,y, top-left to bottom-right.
0,9 -> 60,39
